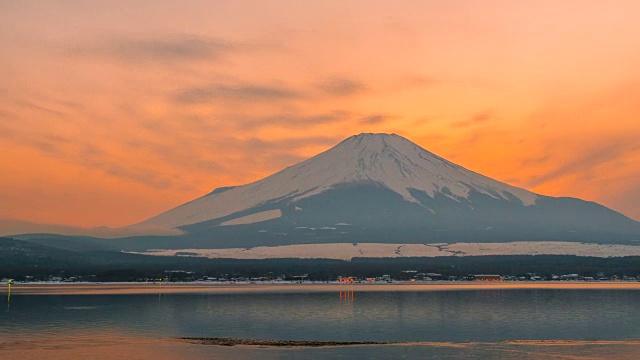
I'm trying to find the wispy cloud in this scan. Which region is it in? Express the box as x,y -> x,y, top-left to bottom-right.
0,109 -> 11,119
67,34 -> 236,63
98,162 -> 174,190
316,76 -> 366,96
236,110 -> 349,130
521,154 -> 551,167
393,75 -> 440,90
527,137 -> 639,188
359,113 -> 396,125
451,110 -> 493,128
0,120 -> 67,156
16,100 -> 66,117
174,83 -> 300,103
242,135 -> 339,151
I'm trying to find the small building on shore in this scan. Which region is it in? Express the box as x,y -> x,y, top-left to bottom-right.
474,274 -> 502,281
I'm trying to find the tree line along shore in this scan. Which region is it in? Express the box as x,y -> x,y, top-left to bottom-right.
2,237 -> 640,283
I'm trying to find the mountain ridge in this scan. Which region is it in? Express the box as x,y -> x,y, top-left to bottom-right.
9,133 -> 640,252
92,132 -> 640,252
140,133 -> 539,229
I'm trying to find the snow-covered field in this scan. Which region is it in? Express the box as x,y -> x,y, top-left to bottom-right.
133,241 -> 640,260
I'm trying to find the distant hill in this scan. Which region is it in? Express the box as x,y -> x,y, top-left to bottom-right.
10,233 -> 116,252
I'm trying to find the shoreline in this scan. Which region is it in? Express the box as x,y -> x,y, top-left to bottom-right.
2,281 -> 640,295
178,337 -> 640,349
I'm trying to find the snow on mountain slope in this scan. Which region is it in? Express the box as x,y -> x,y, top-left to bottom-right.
140,133 -> 537,229
218,209 -> 282,226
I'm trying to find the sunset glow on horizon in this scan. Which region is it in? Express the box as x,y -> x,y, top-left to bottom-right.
2,1 -> 640,230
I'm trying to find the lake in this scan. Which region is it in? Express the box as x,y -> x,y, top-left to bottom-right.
1,283 -> 640,359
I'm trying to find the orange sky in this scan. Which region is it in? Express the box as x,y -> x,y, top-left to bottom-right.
1,1 -> 639,230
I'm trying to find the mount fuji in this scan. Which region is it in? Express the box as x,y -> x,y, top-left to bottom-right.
111,133 -> 640,252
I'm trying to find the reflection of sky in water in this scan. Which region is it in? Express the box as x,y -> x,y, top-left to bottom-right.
2,290 -> 640,341
2,289 -> 640,359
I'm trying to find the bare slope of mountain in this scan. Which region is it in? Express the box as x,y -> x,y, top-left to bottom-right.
114,133 -> 640,251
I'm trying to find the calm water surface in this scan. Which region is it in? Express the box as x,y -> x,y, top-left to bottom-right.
2,287 -> 639,359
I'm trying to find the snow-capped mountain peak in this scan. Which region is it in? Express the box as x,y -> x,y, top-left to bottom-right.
141,133 -> 537,229
290,133 -> 537,206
